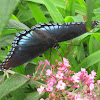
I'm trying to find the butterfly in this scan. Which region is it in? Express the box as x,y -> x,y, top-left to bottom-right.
0,21 -> 99,71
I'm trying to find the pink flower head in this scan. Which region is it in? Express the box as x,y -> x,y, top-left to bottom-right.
46,69 -> 52,76
52,65 -> 55,68
37,85 -> 44,94
63,57 -> 70,67
58,62 -> 62,66
89,83 -> 94,91
97,80 -> 100,85
56,80 -> 66,90
45,59 -> 50,65
50,77 -> 57,84
40,98 -> 44,100
75,93 -> 82,100
39,60 -> 44,65
71,85 -> 80,88
55,59 -> 58,62
56,71 -> 64,79
72,73 -> 80,83
83,97 -> 89,100
46,86 -> 53,92
37,61 -> 44,71
27,75 -> 32,78
91,70 -> 96,77
81,68 -> 86,73
46,98 -> 50,100
57,66 -> 65,71
47,80 -> 53,86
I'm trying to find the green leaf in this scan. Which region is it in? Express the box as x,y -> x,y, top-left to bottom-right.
0,75 -> 5,85
50,0 -> 66,9
86,0 -> 95,31
10,14 -> 19,21
27,2 -> 48,23
76,0 -> 86,7
0,0 -> 20,33
71,14 -> 84,22
66,0 -> 75,16
17,5 -> 34,22
68,47 -> 78,70
93,8 -> 100,16
6,19 -> 29,30
1,29 -> 18,36
10,88 -> 26,100
25,92 -> 43,100
27,0 -> 66,8
77,43 -> 85,62
91,33 -> 100,43
25,63 -> 36,75
95,62 -> 100,81
75,50 -> 100,72
74,3 -> 86,15
43,0 -> 64,23
13,65 -> 25,74
64,16 -> 74,22
0,73 -> 29,99
88,35 -> 93,55
44,48 -> 62,64
0,34 -> 15,48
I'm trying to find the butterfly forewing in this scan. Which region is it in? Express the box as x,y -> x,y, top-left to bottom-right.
0,30 -> 51,70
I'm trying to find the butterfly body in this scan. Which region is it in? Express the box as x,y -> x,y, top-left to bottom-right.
0,21 -> 99,70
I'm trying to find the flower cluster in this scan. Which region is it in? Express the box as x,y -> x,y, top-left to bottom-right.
27,58 -> 100,100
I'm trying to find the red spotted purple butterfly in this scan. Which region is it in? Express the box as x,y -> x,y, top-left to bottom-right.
0,21 -> 99,71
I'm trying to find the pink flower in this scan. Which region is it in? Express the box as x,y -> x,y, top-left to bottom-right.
52,65 -> 55,68
89,83 -> 94,91
57,66 -> 65,71
56,80 -> 66,90
91,70 -> 96,77
81,68 -> 86,72
47,80 -> 53,86
46,86 -> 53,92
55,59 -> 58,62
56,71 -> 64,79
71,85 -> 80,88
37,85 -> 44,94
39,60 -> 44,65
27,75 -> 32,78
46,69 -> 52,76
63,57 -> 70,67
72,74 -> 80,83
50,77 -> 57,84
46,98 -> 50,100
45,59 -> 50,66
58,62 -> 62,66
75,93 -> 82,100
83,97 -> 89,100
97,80 -> 100,85
37,61 -> 44,71
40,98 -> 44,100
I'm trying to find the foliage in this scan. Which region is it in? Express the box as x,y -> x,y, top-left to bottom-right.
0,0 -> 100,99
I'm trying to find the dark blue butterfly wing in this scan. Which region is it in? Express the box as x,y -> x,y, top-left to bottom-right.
0,21 -> 99,70
0,30 -> 52,70
38,21 -> 99,42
